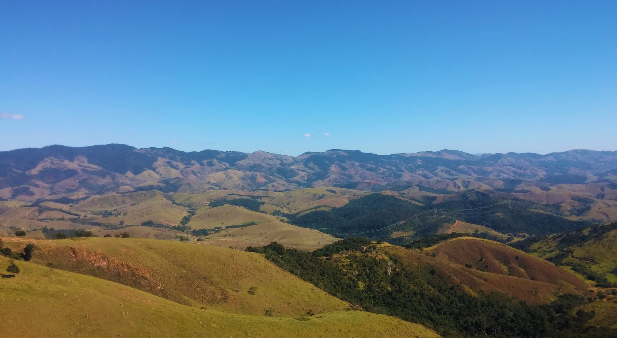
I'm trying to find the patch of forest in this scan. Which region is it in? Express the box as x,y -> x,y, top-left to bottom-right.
248,239 -> 615,338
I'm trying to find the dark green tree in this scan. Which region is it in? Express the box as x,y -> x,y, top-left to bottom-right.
21,243 -> 35,261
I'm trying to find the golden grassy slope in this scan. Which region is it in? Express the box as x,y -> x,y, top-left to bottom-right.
74,191 -> 187,226
262,187 -> 364,214
3,237 -> 344,316
188,205 -> 276,229
170,187 -> 364,214
184,204 -> 338,250
202,220 -> 338,251
436,220 -> 508,240
385,238 -> 589,304
0,259 -> 441,338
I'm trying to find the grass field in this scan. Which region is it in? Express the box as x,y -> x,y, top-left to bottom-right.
201,220 -> 338,251
73,191 -> 188,226
0,259 -> 441,338
187,205 -> 276,229
3,237 -> 344,316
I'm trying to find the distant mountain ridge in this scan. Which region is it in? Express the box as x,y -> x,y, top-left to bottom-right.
1,144 -> 617,200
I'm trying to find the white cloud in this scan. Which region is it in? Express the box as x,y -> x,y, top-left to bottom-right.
0,113 -> 24,120
303,133 -> 312,137
324,132 -> 330,136
169,140 -> 179,144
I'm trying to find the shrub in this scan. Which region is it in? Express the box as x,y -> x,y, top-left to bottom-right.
104,234 -> 112,237
74,229 -> 94,237
120,232 -> 131,238
0,247 -> 13,257
247,286 -> 257,295
15,230 -> 26,237
264,308 -> 274,317
21,243 -> 35,261
6,260 -> 20,274
54,233 -> 68,239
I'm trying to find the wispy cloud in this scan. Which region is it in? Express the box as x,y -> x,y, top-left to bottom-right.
169,140 -> 179,144
324,132 -> 330,136
303,133 -> 312,138
0,113 -> 24,120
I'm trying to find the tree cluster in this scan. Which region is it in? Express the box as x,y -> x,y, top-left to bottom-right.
249,238 -> 616,338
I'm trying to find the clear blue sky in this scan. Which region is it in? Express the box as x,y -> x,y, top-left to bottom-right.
1,1 -> 616,155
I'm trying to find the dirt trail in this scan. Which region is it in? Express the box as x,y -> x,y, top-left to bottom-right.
447,220 -> 462,234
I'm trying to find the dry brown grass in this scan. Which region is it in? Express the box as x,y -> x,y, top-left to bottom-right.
386,238 -> 589,304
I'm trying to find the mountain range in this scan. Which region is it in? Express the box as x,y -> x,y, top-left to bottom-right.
1,144 -> 617,200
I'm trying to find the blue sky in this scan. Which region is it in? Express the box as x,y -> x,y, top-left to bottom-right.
1,1 -> 616,155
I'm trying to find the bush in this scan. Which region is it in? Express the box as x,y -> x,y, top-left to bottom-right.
6,260 -> 20,274
74,229 -> 94,237
1,247 -> 13,258
54,233 -> 68,239
21,243 -> 35,261
104,234 -> 112,237
15,230 -> 26,237
247,286 -> 257,295
120,232 -> 131,238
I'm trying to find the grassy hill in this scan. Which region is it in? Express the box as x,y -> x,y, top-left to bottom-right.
435,220 -> 508,240
2,237 -> 345,316
187,205 -> 276,229
416,237 -> 588,302
202,220 -> 338,251
73,190 -> 188,226
291,193 -> 423,236
0,258 -> 440,338
290,191 -> 591,241
513,222 -> 617,287
248,238 -> 610,337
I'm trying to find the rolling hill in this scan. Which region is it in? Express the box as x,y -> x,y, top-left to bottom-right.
249,237 -> 610,337
289,191 -> 591,240
0,257 -> 440,338
513,222 -> 617,287
2,237 -> 344,316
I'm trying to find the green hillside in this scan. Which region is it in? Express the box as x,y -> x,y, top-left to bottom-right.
0,258 -> 440,338
249,238 -> 613,338
290,191 -> 590,241
513,222 -> 617,287
2,237 -> 346,316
